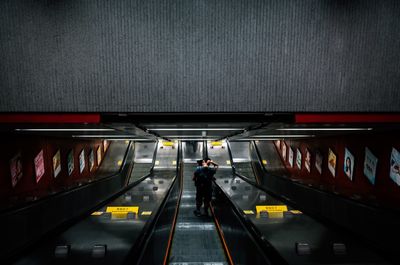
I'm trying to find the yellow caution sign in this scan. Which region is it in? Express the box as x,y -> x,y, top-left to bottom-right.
262,160 -> 267,165
141,211 -> 152,216
155,160 -> 160,165
226,160 -> 231,165
243,210 -> 255,215
268,211 -> 284,218
106,206 -> 139,213
106,206 -> 139,219
256,205 -> 288,219
91,211 -> 103,216
117,160 -> 123,166
256,205 -> 288,214
162,141 -> 174,147
290,210 -> 303,214
172,160 -> 177,165
211,141 -> 223,147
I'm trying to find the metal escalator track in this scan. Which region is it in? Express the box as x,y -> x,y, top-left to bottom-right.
168,143 -> 229,265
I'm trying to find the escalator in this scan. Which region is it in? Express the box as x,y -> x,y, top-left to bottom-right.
167,142 -> 228,264
10,140 -> 179,265
222,140 -> 392,265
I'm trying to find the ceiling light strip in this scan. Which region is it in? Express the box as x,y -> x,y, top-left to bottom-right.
148,128 -> 244,131
16,128 -> 114,132
276,128 -> 372,131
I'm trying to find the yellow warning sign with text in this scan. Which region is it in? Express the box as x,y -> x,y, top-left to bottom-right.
211,141 -> 223,147
162,141 -> 174,146
256,205 -> 288,214
106,206 -> 139,214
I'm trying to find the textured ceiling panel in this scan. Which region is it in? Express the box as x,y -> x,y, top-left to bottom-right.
0,0 -> 399,112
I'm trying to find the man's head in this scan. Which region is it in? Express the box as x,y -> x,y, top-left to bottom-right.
197,159 -> 204,166
203,157 -> 211,164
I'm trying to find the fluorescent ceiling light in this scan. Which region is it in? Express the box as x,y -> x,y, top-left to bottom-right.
277,128 -> 372,131
72,135 -> 149,138
107,139 -> 151,141
231,138 -> 281,141
16,128 -> 115,132
163,135 -> 221,138
252,135 -> 314,138
172,138 -> 219,141
148,128 -> 243,131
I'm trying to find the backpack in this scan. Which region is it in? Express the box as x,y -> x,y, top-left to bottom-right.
194,167 -> 209,187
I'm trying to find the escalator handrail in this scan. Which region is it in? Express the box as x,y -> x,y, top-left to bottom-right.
131,140 -> 182,265
1,141 -> 134,215
150,139 -> 159,173
212,180 -> 288,265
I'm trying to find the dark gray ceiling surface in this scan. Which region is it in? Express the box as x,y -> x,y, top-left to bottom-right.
0,0 -> 399,112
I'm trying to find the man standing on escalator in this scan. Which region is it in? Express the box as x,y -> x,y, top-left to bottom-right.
193,157 -> 219,217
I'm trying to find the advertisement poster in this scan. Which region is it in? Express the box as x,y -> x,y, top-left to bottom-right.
315,151 -> 322,174
305,149 -> 311,173
97,146 -> 102,166
53,150 -> 61,178
275,140 -> 281,150
296,149 -> 302,169
288,147 -> 294,167
67,150 -> 74,176
328,148 -> 336,177
89,149 -> 95,172
344,148 -> 355,181
390,148 -> 400,186
79,149 -> 85,173
34,150 -> 45,183
10,153 -> 23,188
364,148 -> 378,185
282,142 -> 287,161
103,140 -> 109,152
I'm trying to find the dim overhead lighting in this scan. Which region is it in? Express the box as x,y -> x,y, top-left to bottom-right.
231,138 -> 282,141
172,138 -> 219,141
15,128 -> 115,132
252,135 -> 314,138
276,128 -> 373,131
147,128 -> 244,131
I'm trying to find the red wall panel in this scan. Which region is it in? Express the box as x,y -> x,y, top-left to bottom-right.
275,132 -> 400,209
0,136 -> 109,209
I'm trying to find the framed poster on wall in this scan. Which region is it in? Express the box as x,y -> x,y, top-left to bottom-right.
288,147 -> 294,167
282,142 -> 287,161
390,147 -> 400,186
328,148 -> 336,177
89,149 -> 95,172
296,149 -> 302,169
364,147 -> 378,185
79,149 -> 85,173
305,149 -> 311,173
275,140 -> 281,150
315,151 -> 322,174
97,146 -> 102,166
10,153 -> 23,188
67,150 -> 74,176
34,150 -> 45,183
53,150 -> 61,178
103,140 -> 109,152
344,148 -> 355,181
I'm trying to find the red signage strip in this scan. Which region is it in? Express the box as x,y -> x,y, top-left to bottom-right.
295,114 -> 400,124
0,114 -> 101,123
